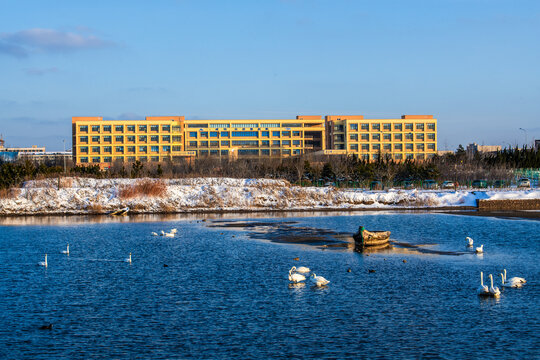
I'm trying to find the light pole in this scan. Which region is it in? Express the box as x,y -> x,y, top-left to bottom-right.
63,139 -> 67,174
519,128 -> 527,148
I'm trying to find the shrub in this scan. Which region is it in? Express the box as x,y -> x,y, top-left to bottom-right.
118,179 -> 167,199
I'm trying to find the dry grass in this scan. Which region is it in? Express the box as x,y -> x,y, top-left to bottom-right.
118,179 -> 167,199
87,203 -> 105,214
0,188 -> 21,199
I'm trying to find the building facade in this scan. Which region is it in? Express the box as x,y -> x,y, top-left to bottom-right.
72,114 -> 437,167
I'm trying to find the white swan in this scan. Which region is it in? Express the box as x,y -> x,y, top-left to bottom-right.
500,273 -> 522,288
475,244 -> 484,254
151,232 -> 158,236
291,266 -> 310,274
488,274 -> 500,297
160,230 -> 165,236
38,253 -> 48,267
310,273 -> 330,287
466,237 -> 474,247
164,232 -> 175,238
288,268 -> 306,283
477,271 -> 489,296
170,228 -> 178,234
61,244 -> 69,255
125,252 -> 132,263
503,269 -> 526,286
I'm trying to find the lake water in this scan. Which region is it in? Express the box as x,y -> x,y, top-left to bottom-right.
1,212 -> 539,359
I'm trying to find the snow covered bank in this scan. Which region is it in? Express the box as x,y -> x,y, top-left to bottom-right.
1,177 -> 539,215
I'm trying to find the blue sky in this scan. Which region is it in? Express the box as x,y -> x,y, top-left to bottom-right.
0,0 -> 539,151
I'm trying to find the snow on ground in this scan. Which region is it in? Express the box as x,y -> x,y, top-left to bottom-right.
0,177 -> 539,215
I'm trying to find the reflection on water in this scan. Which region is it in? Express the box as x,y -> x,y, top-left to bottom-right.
0,212 -> 539,359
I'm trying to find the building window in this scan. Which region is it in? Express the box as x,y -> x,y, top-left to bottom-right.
115,146 -> 124,153
383,134 -> 391,141
416,123 -> 424,131
162,125 -> 171,132
151,156 -> 159,162
406,153 -> 414,159
261,131 -> 269,137
427,143 -> 435,150
211,123 -> 230,128
188,124 -> 207,128
350,134 -> 358,140
395,144 -> 403,151
127,136 -> 135,142
104,136 -> 112,143
210,132 -> 218,137
282,131 -> 291,137
394,134 -> 403,141
103,156 -> 112,163
127,125 -> 135,132
361,123 -> 369,131
151,135 -> 159,142
350,124 -> 358,131
115,125 -> 123,132
372,154 -> 379,160
272,140 -> 280,146
139,146 -> 147,153
200,141 -> 208,147
360,134 -> 369,141
405,143 -> 413,150
383,144 -> 391,151
293,140 -> 301,146
272,131 -> 280,137
92,157 -> 100,163
172,136 -> 182,142
427,123 -> 435,130
92,125 -> 100,132
417,144 -> 425,151
151,146 -> 159,152
232,131 -> 258,137
103,125 -> 111,132
395,153 -> 403,160
416,133 -> 424,141
139,125 -> 147,132
261,149 -> 270,155
350,144 -> 358,150
200,132 -> 208,138
210,141 -> 219,147
91,136 -> 99,143
115,157 -> 123,162
261,140 -> 270,147
361,154 -> 369,160
162,146 -> 171,152
272,149 -> 280,155
232,123 -> 258,128
127,146 -> 135,153
405,123 -> 413,130
361,144 -> 369,151
394,124 -> 402,131
417,154 -> 425,160
405,133 -> 413,140
372,134 -> 380,141
220,131 -> 229,137
139,135 -> 147,142
172,146 -> 182,151
293,131 -> 301,136
172,126 -> 181,133
383,123 -> 391,131
189,132 -> 198,138
79,125 -> 88,132
80,147 -> 88,153
373,144 -> 380,150
372,123 -> 380,131
189,141 -> 197,147
104,146 -> 112,153
220,141 -> 230,146
262,123 -> 280,128
150,125 -> 159,132
238,149 -> 259,156
80,136 -> 88,143
80,157 -> 88,163
127,156 -> 136,162
427,133 -> 436,140
221,150 -> 229,155
200,150 -> 209,156
282,140 -> 291,146
232,140 -> 258,147
139,156 -> 147,162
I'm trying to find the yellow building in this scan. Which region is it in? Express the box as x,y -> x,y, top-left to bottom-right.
71,114 -> 436,167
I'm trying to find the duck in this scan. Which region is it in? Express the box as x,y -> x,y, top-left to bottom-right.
488,274 -> 500,297
477,271 -> 489,296
38,254 -> 48,267
291,266 -> 310,274
475,244 -> 484,254
61,244 -> 69,255
125,252 -> 132,263
503,269 -> 526,287
288,268 -> 306,283
151,232 -> 158,236
466,237 -> 474,247
310,273 -> 330,287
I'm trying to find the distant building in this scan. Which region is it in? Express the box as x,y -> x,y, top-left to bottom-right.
466,143 -> 501,158
535,139 -> 540,151
19,151 -> 72,165
0,136 -> 46,162
437,150 -> 453,156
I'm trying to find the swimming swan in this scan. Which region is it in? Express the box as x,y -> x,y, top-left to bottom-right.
170,228 -> 178,234
477,271 -> 489,296
288,268 -> 306,283
151,232 -> 158,236
164,232 -> 175,238
291,266 -> 310,274
310,273 -> 330,287
488,274 -> 500,297
61,244 -> 69,255
38,254 -> 48,267
466,237 -> 474,247
503,269 -> 526,286
125,252 -> 132,263
475,245 -> 484,254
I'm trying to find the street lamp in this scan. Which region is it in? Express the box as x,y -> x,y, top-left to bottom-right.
519,128 -> 527,148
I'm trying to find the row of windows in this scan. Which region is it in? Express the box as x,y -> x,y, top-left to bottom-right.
79,145 -> 179,154
188,131 -> 303,138
78,135 -> 180,143
79,124 -> 180,133
346,123 -> 435,132
346,133 -> 436,141
79,156 -> 172,163
348,143 -> 436,151
186,123 -> 303,129
186,140 -> 303,148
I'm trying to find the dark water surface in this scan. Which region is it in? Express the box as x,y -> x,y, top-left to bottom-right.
1,212 -> 539,359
